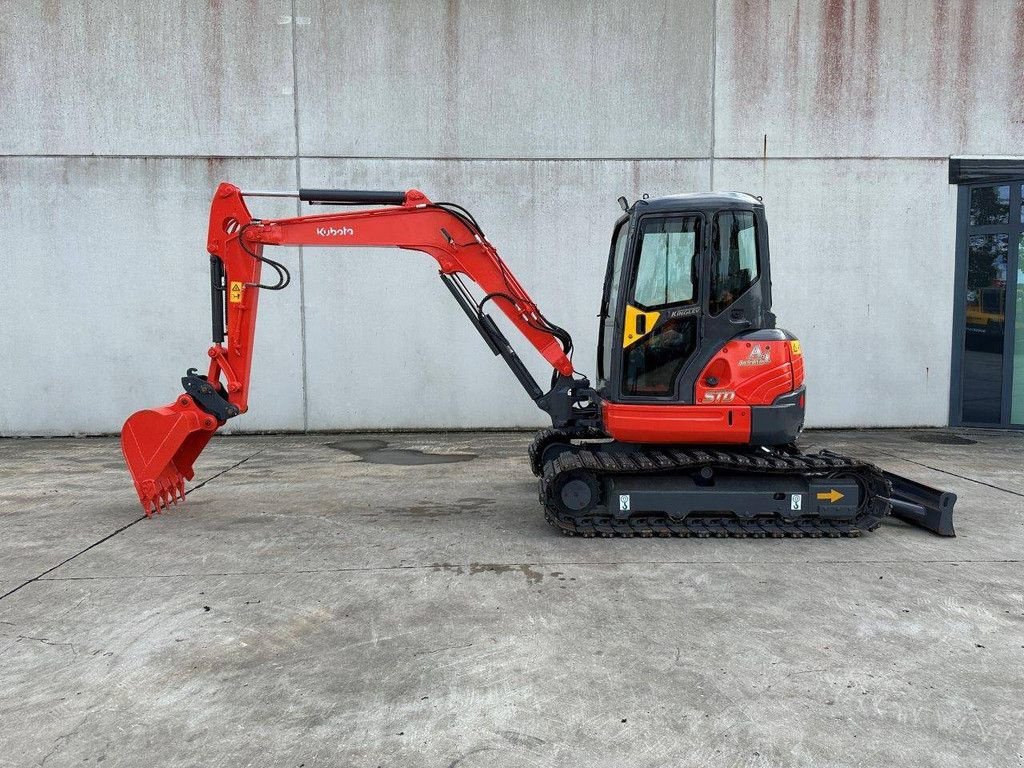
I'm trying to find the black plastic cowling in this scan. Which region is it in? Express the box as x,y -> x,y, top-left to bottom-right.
298,188 -> 407,206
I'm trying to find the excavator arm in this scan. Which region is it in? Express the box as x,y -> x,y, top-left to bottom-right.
121,183 -> 595,514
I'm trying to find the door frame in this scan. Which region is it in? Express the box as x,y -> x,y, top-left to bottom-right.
948,157 -> 1024,428
613,209 -> 707,402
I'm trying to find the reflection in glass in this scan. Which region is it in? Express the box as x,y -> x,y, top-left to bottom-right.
962,234 -> 1008,423
969,185 -> 1010,226
710,211 -> 759,316
1013,236 -> 1024,424
633,218 -> 699,308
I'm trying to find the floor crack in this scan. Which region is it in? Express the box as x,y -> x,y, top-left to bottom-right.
39,714 -> 88,767
14,634 -> 78,655
872,448 -> 1024,498
0,449 -> 264,602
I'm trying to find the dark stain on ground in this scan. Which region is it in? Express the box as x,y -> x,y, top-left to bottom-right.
909,432 -> 977,446
325,438 -> 476,465
382,497 -> 495,519
433,562 -> 545,584
327,438 -> 388,452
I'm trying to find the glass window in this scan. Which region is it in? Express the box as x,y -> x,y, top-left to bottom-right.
710,211 -> 759,315
969,185 -> 1010,225
598,222 -> 630,384
1012,235 -> 1024,424
622,316 -> 697,396
632,217 -> 699,308
962,233 -> 1008,423
622,215 -> 701,396
605,222 -> 629,323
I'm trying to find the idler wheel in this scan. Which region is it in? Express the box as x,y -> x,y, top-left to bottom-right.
553,470 -> 601,515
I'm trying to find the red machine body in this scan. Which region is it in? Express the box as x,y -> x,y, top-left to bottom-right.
603,338 -> 805,444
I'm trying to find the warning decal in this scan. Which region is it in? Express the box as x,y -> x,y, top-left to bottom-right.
229,281 -> 243,303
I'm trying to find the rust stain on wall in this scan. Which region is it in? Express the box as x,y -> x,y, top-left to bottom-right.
953,0 -> 977,143
40,0 -> 59,25
441,0 -> 461,155
928,0 -> 950,110
815,0 -> 847,116
1012,1 -> 1024,122
784,0 -> 803,82
860,0 -> 880,120
729,0 -> 772,91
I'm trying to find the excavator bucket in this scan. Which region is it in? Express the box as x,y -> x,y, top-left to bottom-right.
120,395 -> 218,515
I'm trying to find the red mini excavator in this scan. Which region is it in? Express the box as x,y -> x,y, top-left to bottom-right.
120,183 -> 956,538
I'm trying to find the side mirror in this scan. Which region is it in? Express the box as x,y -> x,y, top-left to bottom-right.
617,196 -> 629,212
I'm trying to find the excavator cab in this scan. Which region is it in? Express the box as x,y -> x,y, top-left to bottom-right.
595,193 -> 805,446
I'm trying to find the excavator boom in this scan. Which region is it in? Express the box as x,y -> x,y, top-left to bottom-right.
122,184 -> 590,514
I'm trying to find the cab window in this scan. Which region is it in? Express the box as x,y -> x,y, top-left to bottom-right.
710,211 -> 759,315
632,216 -> 699,308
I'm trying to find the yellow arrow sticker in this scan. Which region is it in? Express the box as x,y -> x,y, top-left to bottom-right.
816,488 -> 845,503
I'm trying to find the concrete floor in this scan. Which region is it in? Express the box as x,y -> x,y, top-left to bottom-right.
0,429 -> 1022,768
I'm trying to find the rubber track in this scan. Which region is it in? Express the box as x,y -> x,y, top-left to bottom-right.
528,427 -> 607,477
539,444 -> 891,539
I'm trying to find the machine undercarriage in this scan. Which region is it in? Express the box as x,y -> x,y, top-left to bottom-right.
530,430 -> 955,538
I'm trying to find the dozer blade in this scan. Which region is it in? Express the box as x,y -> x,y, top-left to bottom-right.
882,471 -> 957,536
120,396 -> 219,515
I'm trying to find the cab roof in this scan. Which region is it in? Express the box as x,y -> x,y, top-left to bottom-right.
634,191 -> 763,213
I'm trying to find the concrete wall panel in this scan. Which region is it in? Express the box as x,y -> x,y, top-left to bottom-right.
715,0 -> 1024,158
3,0 -> 1015,435
0,158 -> 303,435
0,1 -> 296,156
298,158 -> 710,429
294,0 -> 714,159
714,158 -> 957,427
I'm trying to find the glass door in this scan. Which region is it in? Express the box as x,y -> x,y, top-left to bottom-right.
955,182 -> 1024,426
620,214 -> 702,398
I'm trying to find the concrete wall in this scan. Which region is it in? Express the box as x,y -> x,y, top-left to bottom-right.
2,0 -> 1021,435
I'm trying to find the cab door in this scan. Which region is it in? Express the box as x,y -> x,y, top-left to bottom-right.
597,218 -> 630,389
617,213 -> 704,399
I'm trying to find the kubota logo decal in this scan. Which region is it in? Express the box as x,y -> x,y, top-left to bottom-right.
316,226 -> 354,237
738,345 -> 771,367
